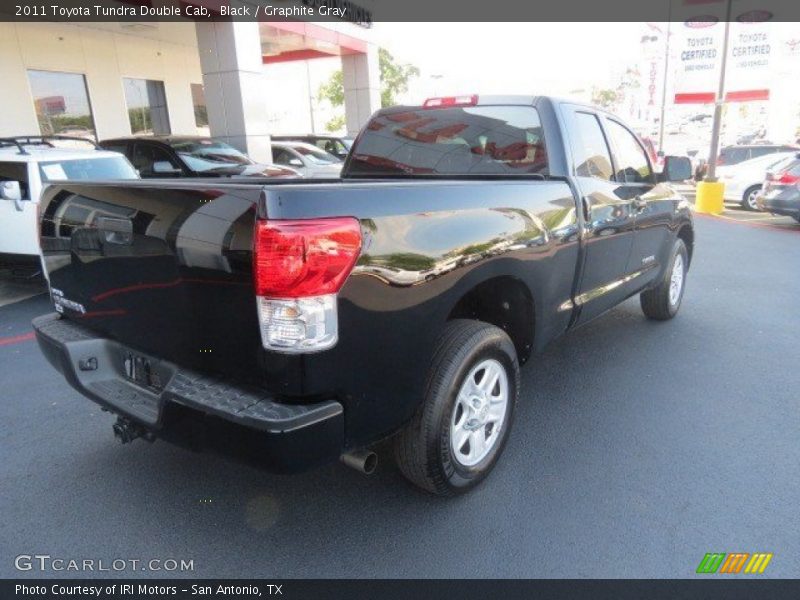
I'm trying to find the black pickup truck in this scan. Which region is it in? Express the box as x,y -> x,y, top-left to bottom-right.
33,96 -> 694,496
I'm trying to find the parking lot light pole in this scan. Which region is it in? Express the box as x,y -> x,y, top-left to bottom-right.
695,0 -> 732,215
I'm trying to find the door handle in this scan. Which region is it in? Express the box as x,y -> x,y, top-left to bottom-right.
632,196 -> 647,212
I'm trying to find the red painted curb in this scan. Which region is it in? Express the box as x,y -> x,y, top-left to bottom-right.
0,331 -> 36,347
693,211 -> 800,234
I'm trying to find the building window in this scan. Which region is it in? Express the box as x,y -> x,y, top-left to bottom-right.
191,83 -> 208,129
27,70 -> 96,140
123,78 -> 171,135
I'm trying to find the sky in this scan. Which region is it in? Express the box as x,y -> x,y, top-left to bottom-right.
375,23 -> 646,103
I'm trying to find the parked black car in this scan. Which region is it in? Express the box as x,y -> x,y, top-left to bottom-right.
717,143 -> 799,167
272,134 -> 353,160
758,154 -> 800,221
98,136 -> 299,179
35,96 -> 693,496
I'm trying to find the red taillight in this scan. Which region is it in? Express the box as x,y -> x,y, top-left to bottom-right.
775,171 -> 800,185
253,218 -> 362,298
423,95 -> 478,108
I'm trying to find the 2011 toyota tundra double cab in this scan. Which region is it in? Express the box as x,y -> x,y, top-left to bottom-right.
33,96 -> 694,496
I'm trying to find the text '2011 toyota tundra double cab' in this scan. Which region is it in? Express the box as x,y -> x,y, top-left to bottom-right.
33,96 -> 694,496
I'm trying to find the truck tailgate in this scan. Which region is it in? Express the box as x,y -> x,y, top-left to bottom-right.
39,182 -> 264,381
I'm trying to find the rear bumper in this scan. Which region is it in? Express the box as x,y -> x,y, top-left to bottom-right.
32,313 -> 344,472
757,195 -> 800,217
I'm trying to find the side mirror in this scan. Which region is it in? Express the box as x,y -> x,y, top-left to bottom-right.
152,161 -> 182,175
288,158 -> 303,167
0,180 -> 22,202
661,156 -> 692,182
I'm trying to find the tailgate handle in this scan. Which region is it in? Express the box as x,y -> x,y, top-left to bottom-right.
95,216 -> 133,245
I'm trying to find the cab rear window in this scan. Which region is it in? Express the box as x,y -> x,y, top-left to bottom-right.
347,105 -> 547,177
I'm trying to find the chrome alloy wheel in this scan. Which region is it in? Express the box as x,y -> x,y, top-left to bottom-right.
450,358 -> 509,467
746,188 -> 760,210
669,253 -> 684,306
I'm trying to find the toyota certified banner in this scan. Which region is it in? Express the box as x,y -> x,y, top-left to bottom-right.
672,0 -> 775,103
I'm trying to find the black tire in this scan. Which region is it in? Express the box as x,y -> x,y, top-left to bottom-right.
740,185 -> 761,211
394,320 -> 520,496
640,238 -> 688,321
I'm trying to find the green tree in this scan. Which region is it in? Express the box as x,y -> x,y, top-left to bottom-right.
591,88 -> 619,109
591,67 -> 640,111
318,70 -> 344,107
378,48 -> 420,107
318,48 -> 420,130
325,114 -> 346,132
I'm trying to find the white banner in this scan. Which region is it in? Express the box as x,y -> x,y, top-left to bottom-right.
671,0 -> 773,104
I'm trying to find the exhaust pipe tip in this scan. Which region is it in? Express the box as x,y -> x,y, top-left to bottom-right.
112,417 -> 153,444
340,449 -> 378,475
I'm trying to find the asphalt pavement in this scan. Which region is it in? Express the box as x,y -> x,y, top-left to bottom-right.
1,214 -> 798,579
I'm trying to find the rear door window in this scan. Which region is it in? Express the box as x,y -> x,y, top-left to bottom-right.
272,148 -> 297,166
314,139 -> 347,156
569,112 -> 614,181
751,146 -> 776,159
132,143 -> 180,175
722,147 -> 750,163
348,105 -> 547,176
100,142 -> 130,157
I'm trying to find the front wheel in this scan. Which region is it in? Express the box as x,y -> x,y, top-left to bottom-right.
640,238 -> 688,321
394,320 -> 520,496
741,185 -> 761,211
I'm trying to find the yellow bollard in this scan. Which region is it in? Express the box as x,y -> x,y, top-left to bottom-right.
695,180 -> 725,215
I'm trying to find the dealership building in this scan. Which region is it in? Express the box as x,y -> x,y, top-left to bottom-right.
0,6 -> 379,162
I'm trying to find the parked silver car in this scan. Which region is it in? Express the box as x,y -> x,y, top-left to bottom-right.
270,141 -> 343,178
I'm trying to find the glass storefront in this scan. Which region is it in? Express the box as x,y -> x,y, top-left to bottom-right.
27,69 -> 97,140
123,78 -> 171,135
191,83 -> 208,129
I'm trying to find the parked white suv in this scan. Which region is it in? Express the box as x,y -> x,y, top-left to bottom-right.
0,137 -> 138,267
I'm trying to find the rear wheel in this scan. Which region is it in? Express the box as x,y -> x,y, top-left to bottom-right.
394,320 -> 519,496
640,238 -> 688,321
741,185 -> 761,210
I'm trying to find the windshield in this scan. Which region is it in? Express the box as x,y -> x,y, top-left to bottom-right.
173,140 -> 253,172
39,156 -> 138,182
292,145 -> 341,165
